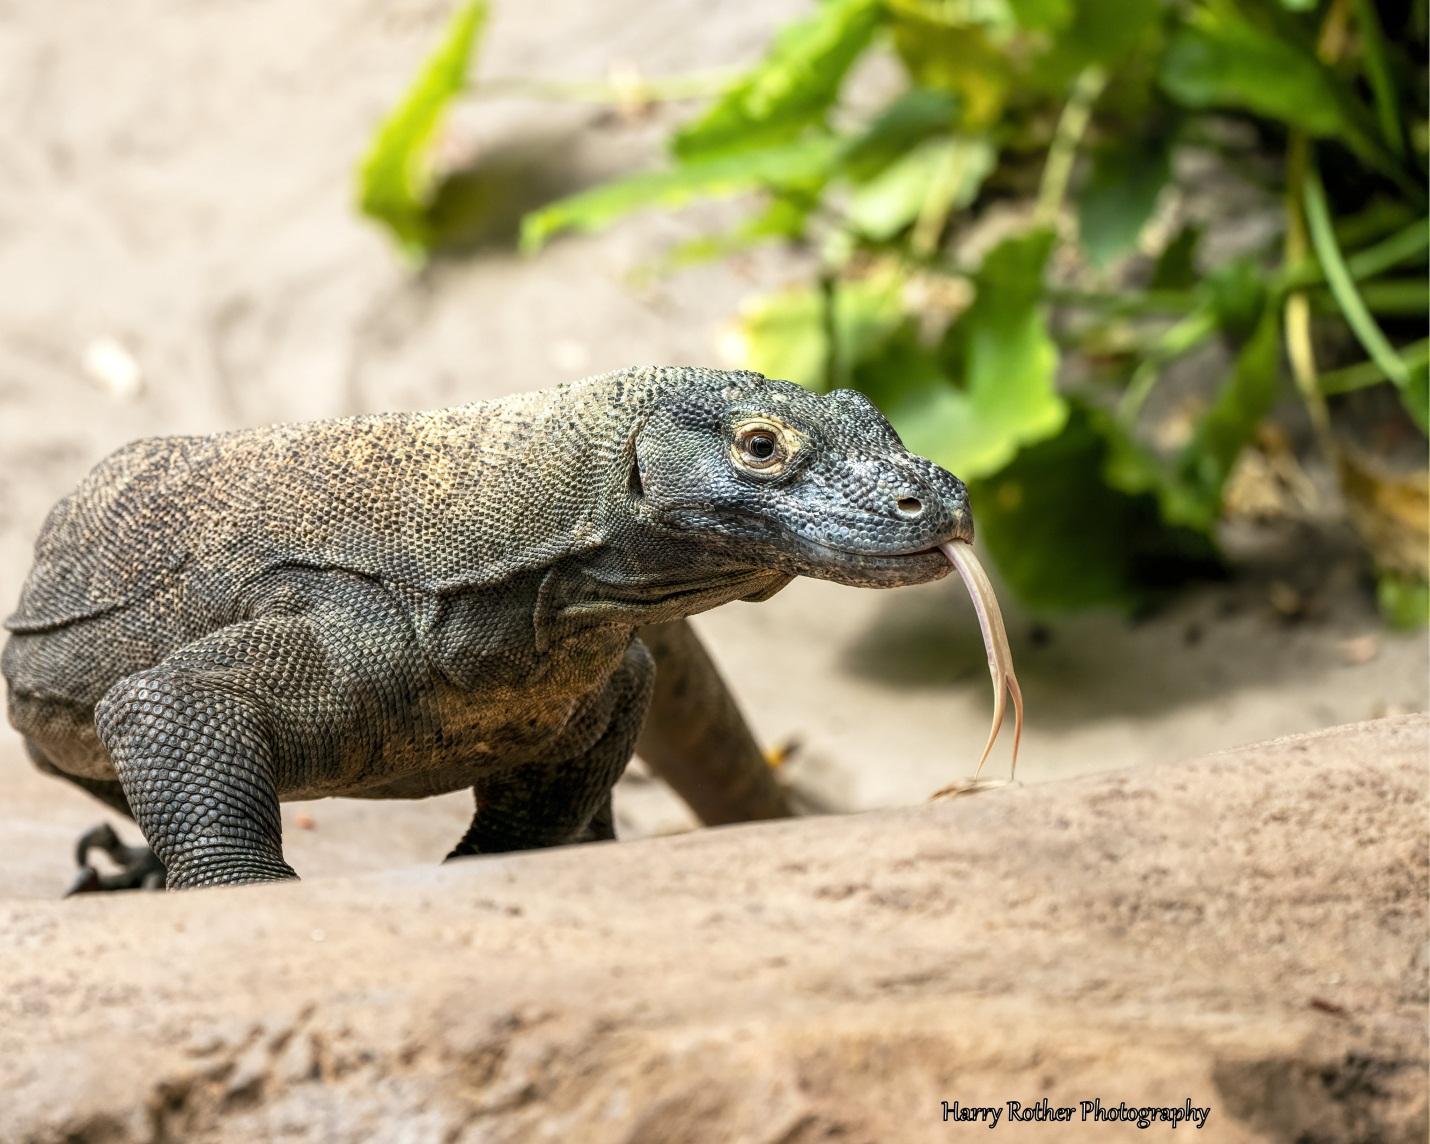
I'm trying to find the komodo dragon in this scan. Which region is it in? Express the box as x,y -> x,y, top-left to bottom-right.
3,366 -> 972,891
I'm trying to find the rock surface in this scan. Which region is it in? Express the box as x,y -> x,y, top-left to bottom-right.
1,716 -> 1425,1142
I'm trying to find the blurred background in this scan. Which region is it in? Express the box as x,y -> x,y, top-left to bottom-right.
1,0 -> 1425,893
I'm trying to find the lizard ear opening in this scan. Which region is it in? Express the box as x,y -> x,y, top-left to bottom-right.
628,453 -> 645,501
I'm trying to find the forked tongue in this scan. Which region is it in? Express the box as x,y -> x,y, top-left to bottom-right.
939,540 -> 1023,782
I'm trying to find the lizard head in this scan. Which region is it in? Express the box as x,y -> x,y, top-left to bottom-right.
629,371 -> 971,589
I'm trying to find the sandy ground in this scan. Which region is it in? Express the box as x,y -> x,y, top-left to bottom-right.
1,1 -> 1426,897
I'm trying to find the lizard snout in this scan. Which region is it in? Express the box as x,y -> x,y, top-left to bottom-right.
876,458 -> 973,546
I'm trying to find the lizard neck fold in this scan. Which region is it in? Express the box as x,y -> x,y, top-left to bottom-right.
543,555 -> 790,634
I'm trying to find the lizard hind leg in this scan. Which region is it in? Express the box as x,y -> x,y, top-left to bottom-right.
636,618 -> 792,825
66,823 -> 167,894
22,739 -> 167,894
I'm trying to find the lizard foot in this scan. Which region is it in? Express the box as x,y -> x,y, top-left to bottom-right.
65,823 -> 167,895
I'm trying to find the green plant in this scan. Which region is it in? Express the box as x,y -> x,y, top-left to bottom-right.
360,0 -> 1429,618
359,0 -> 489,256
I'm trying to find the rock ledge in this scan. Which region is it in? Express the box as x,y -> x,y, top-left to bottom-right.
2,716 -> 1426,1142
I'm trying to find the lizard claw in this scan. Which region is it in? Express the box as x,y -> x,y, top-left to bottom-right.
64,864 -> 104,896
64,823 -> 166,895
929,776 -> 1016,801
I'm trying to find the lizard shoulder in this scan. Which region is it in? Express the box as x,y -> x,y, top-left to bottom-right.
4,436 -> 200,634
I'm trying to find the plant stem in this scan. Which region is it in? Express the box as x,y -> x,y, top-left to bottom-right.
1283,133 -> 1335,460
1347,222 -> 1430,279
1320,0 -> 1353,57
1305,165 -> 1411,387
1048,217 -> 1426,321
819,272 -> 841,392
910,144 -> 967,259
1048,287 -> 1196,315
1311,279 -> 1429,316
1035,67 -> 1106,229
1319,339 -> 1430,395
1357,279 -> 1430,314
1117,307 -> 1218,424
1278,219 -> 1430,292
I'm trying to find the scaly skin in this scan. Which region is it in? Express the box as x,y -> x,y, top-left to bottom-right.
3,367 -> 971,889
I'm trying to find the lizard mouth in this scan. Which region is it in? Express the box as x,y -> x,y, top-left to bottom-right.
795,515 -> 975,565
787,534 -> 959,587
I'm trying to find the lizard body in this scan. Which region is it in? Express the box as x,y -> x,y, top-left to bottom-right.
3,366 -> 970,888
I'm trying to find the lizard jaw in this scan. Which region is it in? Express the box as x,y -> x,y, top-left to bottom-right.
783,537 -> 957,588
784,512 -> 975,588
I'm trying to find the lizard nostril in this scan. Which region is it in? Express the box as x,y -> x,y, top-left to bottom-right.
896,496 -> 923,517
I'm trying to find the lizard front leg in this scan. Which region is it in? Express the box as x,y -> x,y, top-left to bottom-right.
94,593 -> 415,889
447,638 -> 654,857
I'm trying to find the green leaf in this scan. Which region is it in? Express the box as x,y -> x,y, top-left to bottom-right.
848,136 -> 995,240
672,0 -> 883,160
1160,9 -> 1354,141
1150,225 -> 1202,290
657,196 -> 816,270
1303,165 -> 1412,390
1007,0 -> 1072,33
1077,138 -> 1170,269
851,328 -> 972,461
1350,0 -> 1405,156
1405,362 -> 1429,435
1378,572 -> 1430,628
731,267 -> 906,391
890,8 -> 1012,128
840,88 -> 962,182
1046,0 -> 1161,75
1172,304 -> 1282,527
1160,10 -> 1336,131
519,135 -> 840,252
357,1 -> 488,255
851,230 -> 1066,481
970,403 -> 1219,611
936,228 -> 1067,476
1103,304 -> 1282,533
1160,6 -> 1410,182
1203,257 -> 1269,338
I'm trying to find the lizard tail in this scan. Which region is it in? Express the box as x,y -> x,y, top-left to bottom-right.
636,619 -> 793,825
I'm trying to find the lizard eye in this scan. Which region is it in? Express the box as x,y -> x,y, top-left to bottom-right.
732,420 -> 792,476
746,432 -> 777,460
